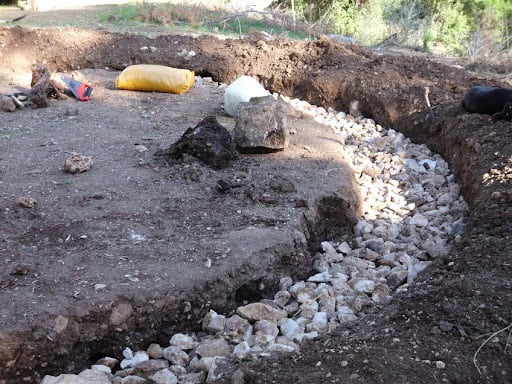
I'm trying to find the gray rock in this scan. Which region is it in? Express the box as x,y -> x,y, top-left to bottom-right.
375,265 -> 391,278
407,260 -> 431,283
354,220 -> 373,237
196,337 -> 232,358
439,320 -> 454,332
307,272 -> 331,283
41,376 -> 58,384
279,276 -> 293,291
296,290 -> 315,304
364,239 -> 384,253
91,365 -> 112,374
170,334 -> 197,350
254,320 -> 279,337
110,303 -> 133,326
169,365 -> 187,376
162,346 -> 189,367
113,368 -> 136,378
121,376 -> 148,384
147,344 -> 163,359
452,218 -> 465,235
318,294 -> 336,313
275,336 -> 300,350
177,372 -> 206,384
96,356 -> 119,369
234,96 -> 289,151
224,314 -> 252,343
307,311 -> 328,333
302,331 -> 319,341
288,281 -> 306,298
42,375 -> 87,384
273,290 -> 291,306
251,332 -> 276,347
134,359 -> 169,375
337,241 -> 352,254
232,341 -> 251,359
371,292 -> 392,304
0,96 -> 16,112
266,343 -> 295,353
424,238 -> 448,258
188,356 -> 213,373
351,294 -> 373,312
337,306 -> 357,323
321,242 -> 343,263
410,213 -> 429,227
78,369 -> 111,384
298,300 -> 318,319
206,357 -> 231,382
387,268 -> 408,288
351,278 -> 375,294
121,351 -> 149,369
206,313 -> 226,334
312,256 -> 329,273
279,318 -> 304,340
123,347 -> 134,360
284,301 -> 299,316
236,302 -> 287,323
330,277 -> 352,294
147,369 -> 178,384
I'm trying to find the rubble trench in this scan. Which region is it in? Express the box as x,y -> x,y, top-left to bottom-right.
0,27 -> 511,383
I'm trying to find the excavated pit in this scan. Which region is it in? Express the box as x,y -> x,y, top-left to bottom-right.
0,27 -> 511,384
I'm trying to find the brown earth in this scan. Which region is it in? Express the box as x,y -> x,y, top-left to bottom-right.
0,12 -> 511,384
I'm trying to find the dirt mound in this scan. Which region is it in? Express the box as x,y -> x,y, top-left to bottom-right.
0,27 -> 511,384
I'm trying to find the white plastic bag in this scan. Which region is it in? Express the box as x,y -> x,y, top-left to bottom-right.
224,75 -> 270,116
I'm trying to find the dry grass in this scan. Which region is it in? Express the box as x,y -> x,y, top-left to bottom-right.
473,322 -> 512,374
102,1 -> 310,39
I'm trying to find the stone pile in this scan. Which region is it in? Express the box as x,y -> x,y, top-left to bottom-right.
41,86 -> 468,384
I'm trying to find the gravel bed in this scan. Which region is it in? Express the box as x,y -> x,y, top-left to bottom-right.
40,82 -> 468,384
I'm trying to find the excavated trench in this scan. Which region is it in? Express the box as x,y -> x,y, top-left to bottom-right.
0,27 -> 511,384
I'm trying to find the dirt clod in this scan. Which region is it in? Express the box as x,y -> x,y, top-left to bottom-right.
156,116 -> 238,169
16,196 -> 37,208
63,152 -> 93,174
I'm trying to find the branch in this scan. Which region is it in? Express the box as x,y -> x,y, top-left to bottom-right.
204,10 -> 290,25
473,322 -> 512,374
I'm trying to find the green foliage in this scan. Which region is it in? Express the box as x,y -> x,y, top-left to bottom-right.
281,0 -> 510,56
211,16 -> 306,39
354,0 -> 390,44
98,4 -> 140,24
423,28 -> 435,52
431,0 -> 473,55
382,0 -> 430,46
327,0 -> 360,36
99,2 -> 307,39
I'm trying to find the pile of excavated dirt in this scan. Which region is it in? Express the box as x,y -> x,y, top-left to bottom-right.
0,26 -> 511,384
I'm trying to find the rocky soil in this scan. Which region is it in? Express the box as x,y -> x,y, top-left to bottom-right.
0,24 -> 511,384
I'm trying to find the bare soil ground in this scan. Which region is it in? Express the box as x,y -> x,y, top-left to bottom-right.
0,7 -> 511,384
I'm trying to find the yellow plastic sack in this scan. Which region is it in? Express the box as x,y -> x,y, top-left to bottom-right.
115,64 -> 195,94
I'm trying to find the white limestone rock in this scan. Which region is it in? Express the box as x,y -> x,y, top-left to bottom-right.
196,337 -> 232,358
147,369 -> 177,384
169,333 -> 197,350
162,346 -> 189,367
237,302 -> 287,323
